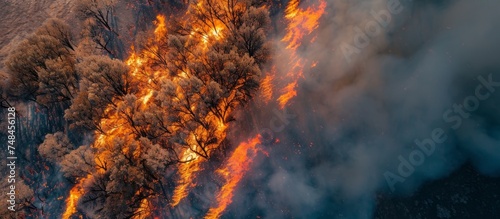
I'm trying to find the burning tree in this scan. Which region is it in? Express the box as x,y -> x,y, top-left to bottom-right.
55,0 -> 271,218
64,55 -> 131,132
1,0 -> 329,217
2,0 -> 330,217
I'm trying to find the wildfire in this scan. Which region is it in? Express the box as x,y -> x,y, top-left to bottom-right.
277,81 -> 298,109
260,73 -> 275,104
66,1 -> 232,211
204,135 -> 264,219
203,1 -> 327,217
61,0 -> 326,218
170,148 -> 203,206
134,198 -> 153,219
275,0 -> 326,109
62,15 -> 168,219
62,176 -> 87,219
282,0 -> 327,50
169,0 -> 235,206
172,117 -> 229,206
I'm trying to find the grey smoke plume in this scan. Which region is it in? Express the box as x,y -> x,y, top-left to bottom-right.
226,0 -> 500,218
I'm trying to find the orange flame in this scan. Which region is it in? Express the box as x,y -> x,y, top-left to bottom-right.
154,15 -> 167,38
282,0 -> 327,50
204,135 -> 264,219
134,198 -> 153,219
171,148 -> 203,206
172,118 -> 229,206
62,176 -> 87,219
203,1 -> 327,218
62,15 -> 168,218
260,74 -> 275,103
275,0 -> 326,109
169,0 -> 235,206
62,0 -> 326,217
277,81 -> 298,109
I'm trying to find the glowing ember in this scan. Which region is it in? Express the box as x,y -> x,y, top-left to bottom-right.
204,135 -> 264,219
311,61 -> 318,68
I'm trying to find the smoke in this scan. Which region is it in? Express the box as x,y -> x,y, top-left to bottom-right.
227,0 -> 500,218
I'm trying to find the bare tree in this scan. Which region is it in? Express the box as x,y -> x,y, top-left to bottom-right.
77,0 -> 123,57
0,79 -> 13,109
76,0 -> 119,36
34,18 -> 75,51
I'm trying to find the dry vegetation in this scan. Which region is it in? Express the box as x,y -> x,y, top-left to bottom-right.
0,0 -> 77,70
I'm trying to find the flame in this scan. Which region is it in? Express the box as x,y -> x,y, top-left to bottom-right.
275,0 -> 326,109
202,26 -> 223,45
62,176 -> 87,219
282,0 -> 327,50
260,73 -> 275,104
62,15 -> 168,218
65,2 -> 234,213
168,0 -> 239,206
188,0 -> 227,49
133,198 -> 152,219
142,89 -> 154,105
154,15 -> 167,37
277,81 -> 298,109
170,148 -> 203,206
171,117 -> 229,206
204,135 -> 264,219
203,2 -> 327,217
62,0 -> 326,217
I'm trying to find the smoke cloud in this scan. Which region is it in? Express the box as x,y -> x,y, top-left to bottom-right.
226,0 -> 500,218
